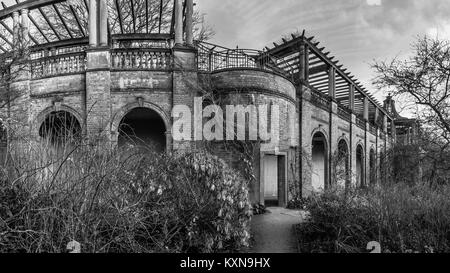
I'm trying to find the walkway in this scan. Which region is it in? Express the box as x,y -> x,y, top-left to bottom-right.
248,207 -> 306,253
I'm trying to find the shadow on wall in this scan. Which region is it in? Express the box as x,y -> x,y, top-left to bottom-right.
118,107 -> 167,153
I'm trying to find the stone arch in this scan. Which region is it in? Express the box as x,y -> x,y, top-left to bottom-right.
356,143 -> 365,187
35,104 -> 83,138
336,138 -> 350,188
0,121 -> 7,164
311,130 -> 329,192
111,101 -> 171,152
369,147 -> 376,186
36,105 -> 83,145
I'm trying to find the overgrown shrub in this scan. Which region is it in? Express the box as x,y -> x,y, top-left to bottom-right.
0,141 -> 251,253
297,184 -> 450,253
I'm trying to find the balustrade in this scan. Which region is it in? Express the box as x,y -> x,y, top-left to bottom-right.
356,116 -> 366,130
310,89 -> 331,111
337,104 -> 351,122
30,52 -> 86,79
111,49 -> 172,70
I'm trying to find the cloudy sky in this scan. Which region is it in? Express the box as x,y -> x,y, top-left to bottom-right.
197,0 -> 450,103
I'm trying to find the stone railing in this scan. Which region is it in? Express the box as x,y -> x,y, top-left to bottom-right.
30,52 -> 87,79
356,116 -> 366,130
310,89 -> 331,111
111,48 -> 172,70
337,104 -> 351,122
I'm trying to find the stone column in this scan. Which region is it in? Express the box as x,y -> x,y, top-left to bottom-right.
363,97 -> 369,121
99,0 -> 108,46
12,11 -> 19,48
383,114 -> 388,133
174,0 -> 183,45
349,84 -> 355,111
89,0 -> 98,47
328,66 -> 336,99
185,0 -> 194,46
20,9 -> 29,47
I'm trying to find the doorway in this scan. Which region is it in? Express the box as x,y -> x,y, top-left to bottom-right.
262,154 -> 287,207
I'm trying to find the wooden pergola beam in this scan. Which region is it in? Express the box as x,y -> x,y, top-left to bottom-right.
37,7 -> 61,40
158,0 -> 163,33
114,0 -> 124,34
0,0 -> 66,20
68,3 -> 85,37
2,1 -> 40,45
130,0 -> 136,33
52,4 -> 72,38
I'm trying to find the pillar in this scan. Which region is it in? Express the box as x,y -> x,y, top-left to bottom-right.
174,0 -> 183,45
363,97 -> 369,121
185,0 -> 194,46
89,0 -> 98,47
12,11 -> 19,48
349,84 -> 355,111
20,9 -> 29,47
383,114 -> 388,133
99,0 -> 108,46
328,66 -> 336,99
375,107 -> 380,125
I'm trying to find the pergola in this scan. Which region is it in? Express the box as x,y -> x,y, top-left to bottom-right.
0,0 -> 192,52
263,30 -> 392,127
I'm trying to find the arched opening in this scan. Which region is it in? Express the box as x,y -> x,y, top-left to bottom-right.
118,107 -> 166,153
356,145 -> 365,187
369,149 -> 376,186
0,122 -> 7,164
312,132 -> 328,192
39,111 -> 82,146
336,140 -> 350,188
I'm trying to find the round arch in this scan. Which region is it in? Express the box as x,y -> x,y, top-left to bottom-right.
311,130 -> 329,192
369,148 -> 376,186
111,101 -> 171,134
111,101 -> 171,152
336,138 -> 350,188
35,104 -> 83,138
356,144 -> 365,188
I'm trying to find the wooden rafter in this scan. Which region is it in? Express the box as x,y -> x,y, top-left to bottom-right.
130,0 -> 136,33
68,3 -> 85,37
146,0 -> 148,33
37,6 -> 61,40
0,31 -> 12,47
52,4 -> 72,38
2,1 -> 40,45
115,0 -> 123,34
158,0 -> 163,33
170,0 -> 175,34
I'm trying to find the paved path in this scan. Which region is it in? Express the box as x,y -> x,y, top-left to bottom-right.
248,207 -> 306,253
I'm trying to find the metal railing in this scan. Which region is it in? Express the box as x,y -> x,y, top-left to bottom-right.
196,42 -> 289,77
111,48 -> 172,70
356,116 -> 366,130
30,52 -> 86,79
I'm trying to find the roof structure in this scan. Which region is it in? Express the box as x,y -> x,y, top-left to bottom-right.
0,0 -> 178,52
264,30 -> 388,118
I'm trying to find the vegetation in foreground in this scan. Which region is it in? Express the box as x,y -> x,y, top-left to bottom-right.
296,183 -> 450,253
0,140 -> 252,253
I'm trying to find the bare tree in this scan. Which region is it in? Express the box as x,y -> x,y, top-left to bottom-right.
373,36 -> 450,185
33,0 -> 214,43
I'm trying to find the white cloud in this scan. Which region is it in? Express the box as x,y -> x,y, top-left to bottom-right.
367,0 -> 382,6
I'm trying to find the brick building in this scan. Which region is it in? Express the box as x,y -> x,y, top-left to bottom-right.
0,0 -> 416,207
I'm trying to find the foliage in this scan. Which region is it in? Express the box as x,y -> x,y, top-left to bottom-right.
0,139 -> 251,253
297,183 -> 450,253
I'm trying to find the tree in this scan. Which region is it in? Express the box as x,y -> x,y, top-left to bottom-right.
33,0 -> 214,43
373,36 -> 450,185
